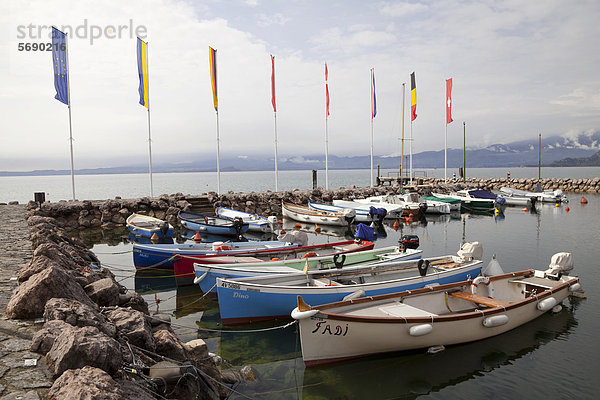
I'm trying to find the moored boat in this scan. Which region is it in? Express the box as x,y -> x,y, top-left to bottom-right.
126,213 -> 174,239
216,206 -> 279,233
174,239 -> 375,280
178,210 -> 249,237
500,186 -> 567,204
421,196 -> 461,212
293,252 -> 581,367
308,201 -> 382,223
282,202 -> 355,226
193,245 -> 422,293
132,240 -> 298,269
433,190 -> 500,212
332,199 -> 404,219
216,245 -> 484,325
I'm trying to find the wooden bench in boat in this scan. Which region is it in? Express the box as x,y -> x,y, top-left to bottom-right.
450,291 -> 510,308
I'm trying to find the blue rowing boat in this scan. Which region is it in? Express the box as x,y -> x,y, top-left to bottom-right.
178,210 -> 249,237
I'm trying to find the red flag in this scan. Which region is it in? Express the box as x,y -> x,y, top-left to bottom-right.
271,55 -> 276,113
325,63 -> 330,117
446,78 -> 453,124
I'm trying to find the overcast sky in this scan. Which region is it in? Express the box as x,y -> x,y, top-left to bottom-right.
1,0 -> 599,171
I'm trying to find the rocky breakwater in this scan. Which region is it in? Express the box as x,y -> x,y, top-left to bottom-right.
5,203 -> 256,399
417,177 -> 600,194
29,194 -> 192,231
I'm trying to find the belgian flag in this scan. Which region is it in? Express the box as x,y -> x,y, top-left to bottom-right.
410,72 -> 417,121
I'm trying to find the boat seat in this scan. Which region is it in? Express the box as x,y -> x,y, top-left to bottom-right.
450,291 -> 509,308
378,303 -> 437,318
312,278 -> 342,287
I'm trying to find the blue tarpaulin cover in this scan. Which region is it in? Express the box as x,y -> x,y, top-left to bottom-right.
355,223 -> 375,241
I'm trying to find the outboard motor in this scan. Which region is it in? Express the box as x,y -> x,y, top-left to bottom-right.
159,221 -> 170,237
399,234 -> 419,249
418,202 -> 428,215
342,208 -> 356,225
544,252 -> 573,279
368,206 -> 387,224
529,196 -> 538,208
232,217 -> 245,238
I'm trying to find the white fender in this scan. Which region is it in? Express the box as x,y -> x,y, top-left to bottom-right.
343,289 -> 365,301
409,324 -> 433,336
471,276 -> 495,298
193,270 -> 209,285
537,297 -> 557,312
568,283 -> 581,292
291,307 -> 319,320
483,314 -> 509,328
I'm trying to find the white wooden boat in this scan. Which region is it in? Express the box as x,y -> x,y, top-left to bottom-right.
126,213 -> 174,238
308,201 -> 374,223
332,200 -> 404,219
493,190 -> 535,207
293,252 -> 580,367
357,194 -> 425,215
500,187 -> 567,204
282,202 -> 355,226
217,207 -> 278,233
366,193 -> 451,215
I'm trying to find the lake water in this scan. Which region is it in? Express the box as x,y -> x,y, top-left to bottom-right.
2,166 -> 600,204
87,192 -> 600,399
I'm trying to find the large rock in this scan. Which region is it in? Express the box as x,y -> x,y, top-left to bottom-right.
48,366 -> 155,400
84,277 -> 120,306
31,320 -> 76,355
105,308 -> 155,351
6,265 -> 96,319
46,326 -> 122,378
153,326 -> 188,361
43,297 -> 116,337
118,292 -> 150,315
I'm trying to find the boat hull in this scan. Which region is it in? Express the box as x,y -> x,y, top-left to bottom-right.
282,202 -> 350,226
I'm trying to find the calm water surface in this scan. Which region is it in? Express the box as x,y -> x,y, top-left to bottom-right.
88,193 -> 600,399
2,166 -> 600,203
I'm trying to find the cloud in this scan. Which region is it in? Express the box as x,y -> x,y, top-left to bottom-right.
256,12 -> 289,28
380,1 -> 428,17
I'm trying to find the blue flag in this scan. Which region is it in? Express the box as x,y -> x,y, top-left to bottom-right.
52,27 -> 69,105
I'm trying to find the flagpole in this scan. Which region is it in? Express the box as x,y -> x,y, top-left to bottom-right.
64,32 -> 75,201
444,121 -> 448,183
145,41 -> 154,197
400,82 -> 405,188
325,115 -> 329,190
325,63 -> 329,191
274,111 -> 279,192
370,68 -> 374,187
409,120 -> 413,185
216,110 -> 221,194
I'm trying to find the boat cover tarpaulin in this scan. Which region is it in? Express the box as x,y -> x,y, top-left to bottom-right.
468,190 -> 496,199
355,223 -> 375,242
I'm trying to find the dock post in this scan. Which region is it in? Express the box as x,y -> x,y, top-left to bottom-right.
312,170 -> 317,189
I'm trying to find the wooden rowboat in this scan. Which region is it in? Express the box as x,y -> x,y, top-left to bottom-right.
126,213 -> 174,239
293,253 -> 580,367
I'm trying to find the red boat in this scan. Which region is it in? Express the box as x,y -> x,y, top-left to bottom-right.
173,239 -> 374,279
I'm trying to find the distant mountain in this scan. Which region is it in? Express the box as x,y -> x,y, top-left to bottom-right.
549,151 -> 600,167
2,130 -> 599,176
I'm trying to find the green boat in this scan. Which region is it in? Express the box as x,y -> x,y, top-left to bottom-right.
421,196 -> 461,212
432,190 -> 497,212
